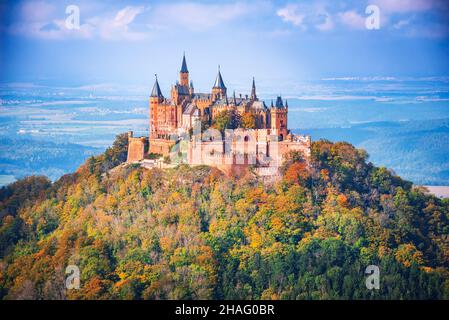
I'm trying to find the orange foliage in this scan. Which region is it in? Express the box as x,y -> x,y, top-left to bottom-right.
284,162 -> 310,185
336,194 -> 348,207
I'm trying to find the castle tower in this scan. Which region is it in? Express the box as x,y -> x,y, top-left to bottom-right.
271,96 -> 288,140
189,80 -> 194,96
212,66 -> 227,100
150,75 -> 164,139
250,77 -> 257,101
180,53 -> 189,87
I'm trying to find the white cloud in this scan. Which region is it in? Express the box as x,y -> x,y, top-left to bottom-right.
338,10 -> 366,30
277,3 -> 335,32
316,13 -> 334,31
8,1 -> 255,39
114,6 -> 144,26
393,19 -> 411,29
93,6 -> 147,40
9,3 -> 147,41
277,4 -> 305,27
151,2 -> 252,30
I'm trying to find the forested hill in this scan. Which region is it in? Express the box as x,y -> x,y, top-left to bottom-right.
0,134 -> 448,300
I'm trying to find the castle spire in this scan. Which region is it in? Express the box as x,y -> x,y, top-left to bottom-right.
250,77 -> 257,101
213,65 -> 226,89
150,74 -> 163,98
181,52 -> 188,73
275,96 -> 284,108
179,53 -> 189,86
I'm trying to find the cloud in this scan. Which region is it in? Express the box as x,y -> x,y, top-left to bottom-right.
92,6 -> 147,40
368,0 -> 449,37
393,19 -> 411,29
8,2 -> 147,41
7,1 -> 255,39
316,13 -> 334,31
151,2 -> 252,30
277,4 -> 305,27
277,3 -> 334,31
114,6 -> 144,26
338,10 -> 366,30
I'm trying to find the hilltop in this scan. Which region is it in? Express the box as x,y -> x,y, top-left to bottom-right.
0,133 -> 448,299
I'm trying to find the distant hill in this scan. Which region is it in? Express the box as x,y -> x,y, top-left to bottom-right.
0,137 -> 102,184
299,118 -> 449,185
0,134 -> 448,300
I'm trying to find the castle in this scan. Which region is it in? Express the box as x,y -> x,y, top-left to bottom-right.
127,54 -> 311,175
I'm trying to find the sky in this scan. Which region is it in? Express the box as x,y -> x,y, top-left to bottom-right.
1,0 -> 449,93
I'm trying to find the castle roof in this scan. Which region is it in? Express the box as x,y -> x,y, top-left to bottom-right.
174,84 -> 190,95
193,93 -> 212,100
183,103 -> 198,115
151,77 -> 163,98
251,100 -> 267,110
212,98 -> 229,107
232,97 -> 249,106
213,67 -> 226,89
181,53 -> 188,73
275,96 -> 284,108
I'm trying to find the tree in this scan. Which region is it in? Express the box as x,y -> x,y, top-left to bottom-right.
241,112 -> 256,129
212,109 -> 241,133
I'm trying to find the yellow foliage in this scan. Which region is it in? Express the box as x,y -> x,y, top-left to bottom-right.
395,243 -> 425,267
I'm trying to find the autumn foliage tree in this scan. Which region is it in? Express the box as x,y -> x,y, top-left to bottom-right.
0,136 -> 448,300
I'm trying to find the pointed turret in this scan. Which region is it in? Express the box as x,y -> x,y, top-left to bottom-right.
151,75 -> 163,98
212,65 -> 227,99
179,53 -> 189,86
285,99 -> 288,108
250,77 -> 257,101
181,52 -> 188,73
275,96 -> 284,108
213,66 -> 226,89
149,75 -> 163,140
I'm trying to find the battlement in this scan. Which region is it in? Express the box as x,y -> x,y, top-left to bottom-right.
127,131 -> 149,163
